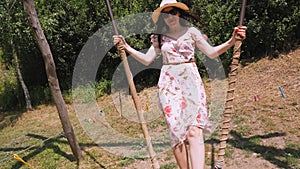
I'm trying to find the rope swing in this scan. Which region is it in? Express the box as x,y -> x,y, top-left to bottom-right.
215,0 -> 247,168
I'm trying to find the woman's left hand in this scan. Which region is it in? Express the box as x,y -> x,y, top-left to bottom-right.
232,26 -> 247,40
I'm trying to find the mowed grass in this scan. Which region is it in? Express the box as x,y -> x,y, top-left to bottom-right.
0,87 -> 171,169
0,104 -> 140,169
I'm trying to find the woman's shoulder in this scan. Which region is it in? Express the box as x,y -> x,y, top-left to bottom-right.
187,27 -> 202,34
186,27 -> 206,41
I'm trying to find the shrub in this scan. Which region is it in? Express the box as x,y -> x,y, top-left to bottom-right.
0,67 -> 20,111
192,0 -> 300,59
29,85 -> 52,106
72,80 -> 112,103
95,79 -> 111,98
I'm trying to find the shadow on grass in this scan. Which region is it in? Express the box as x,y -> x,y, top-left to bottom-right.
0,131 -> 170,168
81,148 -> 107,169
0,133 -> 105,169
207,131 -> 300,169
0,111 -> 25,130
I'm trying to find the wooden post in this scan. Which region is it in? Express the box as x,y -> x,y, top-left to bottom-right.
23,0 -> 83,164
104,0 -> 160,168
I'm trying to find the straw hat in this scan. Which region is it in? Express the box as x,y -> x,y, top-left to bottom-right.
152,0 -> 189,23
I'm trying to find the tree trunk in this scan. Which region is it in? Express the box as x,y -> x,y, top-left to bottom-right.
23,0 -> 83,164
11,41 -> 33,111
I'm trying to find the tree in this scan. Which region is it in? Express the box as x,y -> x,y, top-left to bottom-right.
23,0 -> 83,164
0,0 -> 33,111
11,40 -> 32,110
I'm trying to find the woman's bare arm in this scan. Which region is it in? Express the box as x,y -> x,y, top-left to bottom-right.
113,35 -> 160,66
194,26 -> 246,59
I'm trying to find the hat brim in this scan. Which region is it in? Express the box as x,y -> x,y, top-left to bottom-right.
152,3 -> 189,23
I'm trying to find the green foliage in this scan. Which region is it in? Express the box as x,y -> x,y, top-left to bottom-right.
95,80 -> 112,98
34,0 -> 99,90
72,83 -> 96,103
72,80 -> 111,103
0,0 -> 300,109
192,0 -> 240,68
245,0 -> 300,57
29,85 -> 52,105
0,67 -> 20,111
192,0 -> 300,60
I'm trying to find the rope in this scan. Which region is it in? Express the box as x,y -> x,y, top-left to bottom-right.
232,41 -> 242,56
0,132 -> 65,165
215,160 -> 225,169
214,37 -> 243,169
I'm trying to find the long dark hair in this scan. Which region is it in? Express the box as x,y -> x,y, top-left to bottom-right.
154,7 -> 202,48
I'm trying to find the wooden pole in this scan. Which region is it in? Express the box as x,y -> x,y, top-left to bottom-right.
104,1 -> 160,168
215,0 -> 247,168
23,0 -> 83,164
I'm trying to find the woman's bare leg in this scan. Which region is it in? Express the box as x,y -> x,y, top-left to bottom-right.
187,126 -> 205,169
173,143 -> 189,169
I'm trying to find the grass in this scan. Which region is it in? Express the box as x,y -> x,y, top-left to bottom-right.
224,145 -> 235,159
249,137 -> 262,144
236,125 -> 254,136
160,162 -> 178,169
233,115 -> 246,125
115,156 -> 135,167
0,88 -> 170,169
0,104 -> 134,169
1,48 -> 300,168
284,153 -> 299,168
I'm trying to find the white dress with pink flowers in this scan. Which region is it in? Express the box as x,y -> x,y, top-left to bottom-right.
158,27 -> 210,148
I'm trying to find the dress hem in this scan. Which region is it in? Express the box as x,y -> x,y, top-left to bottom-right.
171,124 -> 205,148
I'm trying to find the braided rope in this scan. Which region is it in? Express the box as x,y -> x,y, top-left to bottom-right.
215,39 -> 243,169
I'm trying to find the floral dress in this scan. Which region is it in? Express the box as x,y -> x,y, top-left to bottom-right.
158,27 -> 210,148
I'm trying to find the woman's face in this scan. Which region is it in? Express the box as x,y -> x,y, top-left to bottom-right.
162,7 -> 180,28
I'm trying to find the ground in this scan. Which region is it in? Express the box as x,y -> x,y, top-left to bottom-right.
0,48 -> 299,169
119,48 -> 300,169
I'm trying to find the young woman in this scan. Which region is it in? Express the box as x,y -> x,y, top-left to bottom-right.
113,0 -> 246,168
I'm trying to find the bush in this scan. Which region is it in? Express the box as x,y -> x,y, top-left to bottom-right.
245,0 -> 300,57
0,68 -> 20,111
29,85 -> 52,106
192,0 -> 300,59
1,0 -> 299,110
95,80 -> 112,98
72,80 -> 111,103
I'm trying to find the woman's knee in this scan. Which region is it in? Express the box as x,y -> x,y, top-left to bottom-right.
187,126 -> 202,139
